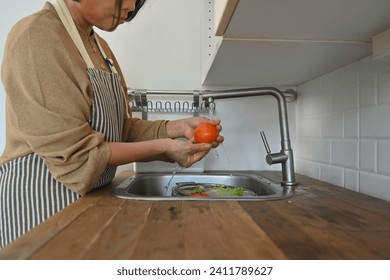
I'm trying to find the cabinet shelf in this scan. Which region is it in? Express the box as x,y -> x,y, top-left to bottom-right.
203,0 -> 390,87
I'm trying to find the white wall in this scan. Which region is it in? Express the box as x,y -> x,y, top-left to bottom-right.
99,0 -> 203,90
0,1 -> 47,152
296,56 -> 390,201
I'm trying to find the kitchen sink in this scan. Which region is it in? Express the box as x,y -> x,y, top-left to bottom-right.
112,172 -> 293,201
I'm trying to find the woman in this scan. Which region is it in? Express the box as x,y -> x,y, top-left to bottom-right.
0,0 -> 223,248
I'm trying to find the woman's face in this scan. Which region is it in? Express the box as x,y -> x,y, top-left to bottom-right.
71,0 -> 137,31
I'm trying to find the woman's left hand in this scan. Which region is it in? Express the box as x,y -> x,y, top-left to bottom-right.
166,117 -> 224,148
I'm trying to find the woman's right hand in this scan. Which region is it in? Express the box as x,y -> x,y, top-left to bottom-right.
163,138 -> 212,168
107,137 -> 212,168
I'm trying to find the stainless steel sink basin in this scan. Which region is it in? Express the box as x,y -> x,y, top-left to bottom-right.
112,172 -> 293,201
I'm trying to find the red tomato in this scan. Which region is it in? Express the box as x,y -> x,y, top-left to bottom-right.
194,123 -> 219,144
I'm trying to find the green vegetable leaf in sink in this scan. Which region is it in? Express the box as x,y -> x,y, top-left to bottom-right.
212,185 -> 244,196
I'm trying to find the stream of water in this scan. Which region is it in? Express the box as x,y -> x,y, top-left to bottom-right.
163,165 -> 181,196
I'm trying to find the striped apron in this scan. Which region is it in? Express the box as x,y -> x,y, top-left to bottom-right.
0,0 -> 125,248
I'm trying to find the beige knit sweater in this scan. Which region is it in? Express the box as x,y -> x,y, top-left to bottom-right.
1,2 -> 169,195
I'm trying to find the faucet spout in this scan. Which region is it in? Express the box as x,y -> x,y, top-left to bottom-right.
201,87 -> 298,189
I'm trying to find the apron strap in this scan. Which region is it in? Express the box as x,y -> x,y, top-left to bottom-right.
52,0 -> 94,69
95,34 -> 118,74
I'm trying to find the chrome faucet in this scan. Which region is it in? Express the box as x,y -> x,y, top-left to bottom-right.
201,87 -> 298,189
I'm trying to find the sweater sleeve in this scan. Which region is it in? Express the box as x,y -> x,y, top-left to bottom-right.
1,11 -> 110,195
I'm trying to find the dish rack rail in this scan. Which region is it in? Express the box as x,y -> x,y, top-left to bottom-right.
128,89 -> 213,120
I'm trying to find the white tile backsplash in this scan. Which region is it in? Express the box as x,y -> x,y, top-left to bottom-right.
320,164 -> 343,187
359,76 -> 377,107
332,139 -> 358,169
295,139 -> 311,160
311,139 -> 331,163
300,160 -> 321,179
378,140 -> 390,175
332,83 -> 359,112
361,104 -> 390,138
345,110 -> 358,138
343,61 -> 359,84
321,112 -> 344,138
359,140 -> 377,173
297,95 -> 313,118
297,116 -> 321,138
344,168 -> 359,192
360,172 -> 390,201
311,90 -> 332,115
297,55 -> 390,201
360,56 -> 390,78
378,71 -> 390,104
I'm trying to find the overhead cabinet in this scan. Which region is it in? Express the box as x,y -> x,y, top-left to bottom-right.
202,0 -> 390,87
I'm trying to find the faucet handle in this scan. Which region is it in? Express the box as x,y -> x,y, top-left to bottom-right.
260,131 -> 271,154
260,131 -> 288,165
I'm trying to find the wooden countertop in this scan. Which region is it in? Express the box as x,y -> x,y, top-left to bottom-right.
1,171 -> 389,260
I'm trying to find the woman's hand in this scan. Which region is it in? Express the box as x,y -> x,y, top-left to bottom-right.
166,117 -> 224,148
163,138 -> 212,168
108,137 -> 212,168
